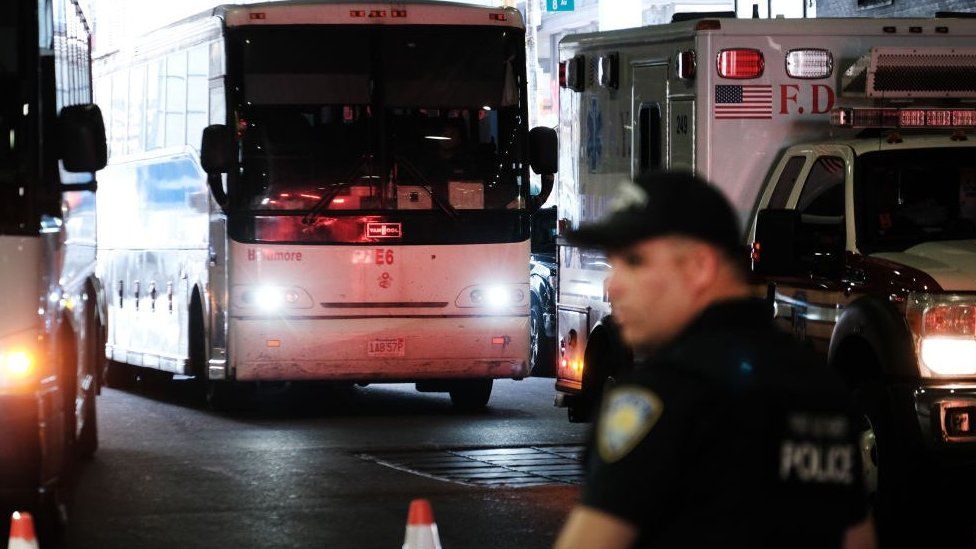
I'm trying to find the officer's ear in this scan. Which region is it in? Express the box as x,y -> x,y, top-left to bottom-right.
674,239 -> 721,291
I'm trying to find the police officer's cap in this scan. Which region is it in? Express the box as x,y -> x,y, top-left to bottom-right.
566,171 -> 742,257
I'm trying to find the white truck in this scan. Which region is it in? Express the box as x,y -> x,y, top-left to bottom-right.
554,14 -> 976,501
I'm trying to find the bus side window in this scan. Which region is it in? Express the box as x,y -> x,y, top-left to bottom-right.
769,155 -> 806,209
637,103 -> 661,178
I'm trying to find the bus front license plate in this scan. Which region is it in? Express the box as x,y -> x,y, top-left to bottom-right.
368,338 -> 405,357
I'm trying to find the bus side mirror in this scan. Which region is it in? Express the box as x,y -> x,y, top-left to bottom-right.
201,124 -> 232,206
58,104 -> 107,174
753,209 -> 802,276
528,127 -> 557,210
201,124 -> 233,175
528,126 -> 557,176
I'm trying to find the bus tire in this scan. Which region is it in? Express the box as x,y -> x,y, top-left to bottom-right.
104,359 -> 136,389
76,297 -> 99,459
206,381 -> 249,412
449,379 -> 493,411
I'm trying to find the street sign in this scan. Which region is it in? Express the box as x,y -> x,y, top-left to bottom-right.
548,0 -> 574,12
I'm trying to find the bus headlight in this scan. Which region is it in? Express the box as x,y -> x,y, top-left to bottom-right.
908,293 -> 976,377
457,284 -> 528,309
235,285 -> 312,311
0,349 -> 36,392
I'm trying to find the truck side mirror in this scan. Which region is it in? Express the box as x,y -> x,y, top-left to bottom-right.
528,127 -> 557,211
58,104 -> 107,174
753,209 -> 802,276
200,124 -> 232,206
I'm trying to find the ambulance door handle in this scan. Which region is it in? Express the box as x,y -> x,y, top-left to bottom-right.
134,281 -> 140,311
167,282 -> 174,313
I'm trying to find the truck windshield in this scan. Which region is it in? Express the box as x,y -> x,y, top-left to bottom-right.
228,25 -> 527,214
856,147 -> 976,254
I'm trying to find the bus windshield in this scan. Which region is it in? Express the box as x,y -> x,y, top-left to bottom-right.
0,0 -> 24,234
228,25 -> 527,214
856,147 -> 976,254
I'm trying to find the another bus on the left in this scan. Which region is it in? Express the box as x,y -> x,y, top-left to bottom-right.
1,0 -> 107,542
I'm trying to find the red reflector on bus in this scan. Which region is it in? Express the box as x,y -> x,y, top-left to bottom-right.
391,9 -> 407,17
716,49 -> 764,79
349,10 -> 366,17
489,12 -> 507,21
249,12 -> 266,20
369,10 -> 386,18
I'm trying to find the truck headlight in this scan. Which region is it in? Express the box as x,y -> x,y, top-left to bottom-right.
908,293 -> 976,377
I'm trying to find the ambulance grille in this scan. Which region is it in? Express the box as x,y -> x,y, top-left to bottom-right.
868,48 -> 976,98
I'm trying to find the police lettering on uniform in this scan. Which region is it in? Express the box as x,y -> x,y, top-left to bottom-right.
553,172 -> 875,549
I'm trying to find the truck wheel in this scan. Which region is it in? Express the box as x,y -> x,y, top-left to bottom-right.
530,300 -> 556,377
569,322 -> 630,423
449,379 -> 493,411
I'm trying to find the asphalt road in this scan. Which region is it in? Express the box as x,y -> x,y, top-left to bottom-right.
60,376 -> 587,548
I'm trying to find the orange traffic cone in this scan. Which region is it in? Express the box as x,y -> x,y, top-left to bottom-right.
402,499 -> 442,549
8,511 -> 39,549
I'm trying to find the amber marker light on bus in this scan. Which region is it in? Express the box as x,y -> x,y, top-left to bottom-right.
716,49 -> 764,79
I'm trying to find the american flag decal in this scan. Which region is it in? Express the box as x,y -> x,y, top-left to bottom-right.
714,84 -> 773,119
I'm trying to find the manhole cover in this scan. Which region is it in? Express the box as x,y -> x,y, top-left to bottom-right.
359,445 -> 585,487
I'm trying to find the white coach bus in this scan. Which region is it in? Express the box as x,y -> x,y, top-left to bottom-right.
2,0 -> 106,537
93,1 -> 557,409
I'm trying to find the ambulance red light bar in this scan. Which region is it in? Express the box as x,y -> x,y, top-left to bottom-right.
349,9 -> 366,17
489,12 -> 507,21
716,49 -> 764,79
831,107 -> 976,129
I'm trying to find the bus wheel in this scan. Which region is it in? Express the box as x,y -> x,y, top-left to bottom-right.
34,485 -> 68,546
206,382 -> 249,412
449,379 -> 493,411
104,360 -> 136,389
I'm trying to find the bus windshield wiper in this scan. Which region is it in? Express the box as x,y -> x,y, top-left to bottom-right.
392,155 -> 458,220
301,154 -> 374,224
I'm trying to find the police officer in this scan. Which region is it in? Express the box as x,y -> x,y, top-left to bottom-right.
554,172 -> 875,549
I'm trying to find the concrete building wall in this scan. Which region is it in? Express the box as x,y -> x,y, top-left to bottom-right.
815,0 -> 976,18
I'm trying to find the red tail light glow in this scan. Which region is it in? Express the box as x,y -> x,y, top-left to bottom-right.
925,305 -> 976,337
717,49 -> 764,79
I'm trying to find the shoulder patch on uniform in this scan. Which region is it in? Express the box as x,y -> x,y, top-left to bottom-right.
597,386 -> 664,463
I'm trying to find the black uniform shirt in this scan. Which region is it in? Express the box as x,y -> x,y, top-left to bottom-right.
582,298 -> 868,548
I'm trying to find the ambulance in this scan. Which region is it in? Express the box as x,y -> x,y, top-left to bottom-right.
554,15 -> 976,493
